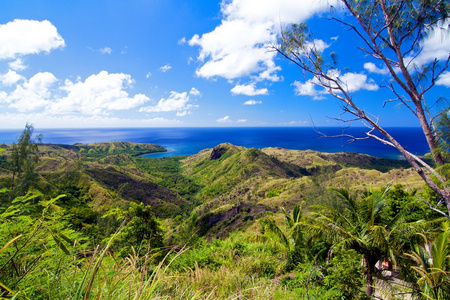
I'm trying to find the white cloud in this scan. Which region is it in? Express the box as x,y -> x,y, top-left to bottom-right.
139,90 -> 198,115
237,119 -> 247,123
189,87 -> 201,96
0,69 -> 24,86
1,71 -> 154,117
176,111 -> 188,117
9,58 -> 27,71
364,62 -> 389,75
99,47 -> 112,54
7,72 -> 57,112
305,39 -> 329,53
257,62 -> 282,81
293,80 -> 324,100
0,113 -> 181,129
437,71 -> 450,87
293,71 -> 378,99
0,91 -> 7,103
146,72 -> 152,78
0,19 -> 65,59
231,83 -> 268,96
217,115 -> 231,123
243,100 -> 262,105
159,64 -> 172,72
189,0 -> 337,81
284,120 -> 309,125
178,37 -> 186,45
332,71 -> 378,92
412,20 -> 450,66
49,71 -> 149,115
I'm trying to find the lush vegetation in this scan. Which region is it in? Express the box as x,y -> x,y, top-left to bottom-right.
0,126 -> 449,299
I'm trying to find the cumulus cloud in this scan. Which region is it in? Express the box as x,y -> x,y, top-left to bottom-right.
284,120 -> 309,125
0,19 -> 65,59
189,0 -> 337,81
189,87 -> 202,97
217,116 -> 231,123
331,71 -> 379,92
0,113 -> 181,129
293,71 -> 378,99
99,47 -> 112,54
49,71 -> 149,115
292,80 -> 324,100
159,64 -> 172,72
6,72 -> 57,112
231,83 -> 268,96
237,119 -> 247,123
139,90 -> 199,116
1,71 -> 157,118
243,100 -> 262,105
0,70 -> 24,86
0,91 -> 7,103
411,20 -> 450,66
305,39 -> 329,53
364,62 -> 389,75
9,58 -> 27,71
437,71 -> 450,87
176,110 -> 191,117
146,72 -> 152,78
140,91 -> 188,113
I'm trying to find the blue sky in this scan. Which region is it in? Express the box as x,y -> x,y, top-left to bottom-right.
0,0 -> 449,129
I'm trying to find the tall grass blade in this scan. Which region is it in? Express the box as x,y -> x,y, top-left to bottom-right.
74,219 -> 126,299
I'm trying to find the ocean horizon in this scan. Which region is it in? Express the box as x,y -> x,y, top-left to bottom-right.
0,127 -> 428,160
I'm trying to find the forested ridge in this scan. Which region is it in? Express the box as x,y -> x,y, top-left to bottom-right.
0,126 -> 448,299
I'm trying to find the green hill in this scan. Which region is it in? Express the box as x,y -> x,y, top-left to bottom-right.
0,140 -> 423,238
173,143 -> 422,239
0,139 -> 435,299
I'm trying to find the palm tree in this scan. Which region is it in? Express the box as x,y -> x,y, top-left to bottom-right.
406,222 -> 450,299
259,204 -> 306,267
308,187 -> 410,296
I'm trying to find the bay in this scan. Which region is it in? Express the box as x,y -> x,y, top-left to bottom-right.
0,127 -> 428,159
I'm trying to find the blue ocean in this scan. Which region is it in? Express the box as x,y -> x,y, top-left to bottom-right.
0,127 -> 429,160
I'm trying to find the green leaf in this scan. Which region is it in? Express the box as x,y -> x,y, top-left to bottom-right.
57,232 -> 74,245
12,192 -> 42,204
39,194 -> 66,208
0,235 -> 22,255
51,234 -> 70,255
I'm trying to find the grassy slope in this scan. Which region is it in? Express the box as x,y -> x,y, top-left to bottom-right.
179,143 -> 422,239
41,141 -> 166,159
0,141 -> 423,236
1,142 -> 189,217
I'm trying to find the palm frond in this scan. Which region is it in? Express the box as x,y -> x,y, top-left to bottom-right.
258,218 -> 290,250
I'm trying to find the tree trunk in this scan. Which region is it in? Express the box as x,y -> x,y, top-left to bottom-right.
366,268 -> 374,297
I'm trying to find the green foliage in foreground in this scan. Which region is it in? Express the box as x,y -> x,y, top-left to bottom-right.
1,186 -> 448,299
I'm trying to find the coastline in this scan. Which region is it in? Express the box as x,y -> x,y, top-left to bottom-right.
0,127 -> 429,160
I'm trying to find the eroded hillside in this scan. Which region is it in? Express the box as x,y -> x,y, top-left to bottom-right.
178,143 -> 422,238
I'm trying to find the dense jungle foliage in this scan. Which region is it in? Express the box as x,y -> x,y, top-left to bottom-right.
0,126 -> 449,299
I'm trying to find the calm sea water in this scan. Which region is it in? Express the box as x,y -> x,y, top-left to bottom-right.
0,127 -> 429,159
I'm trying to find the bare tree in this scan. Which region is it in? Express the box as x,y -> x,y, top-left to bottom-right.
275,0 -> 450,217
